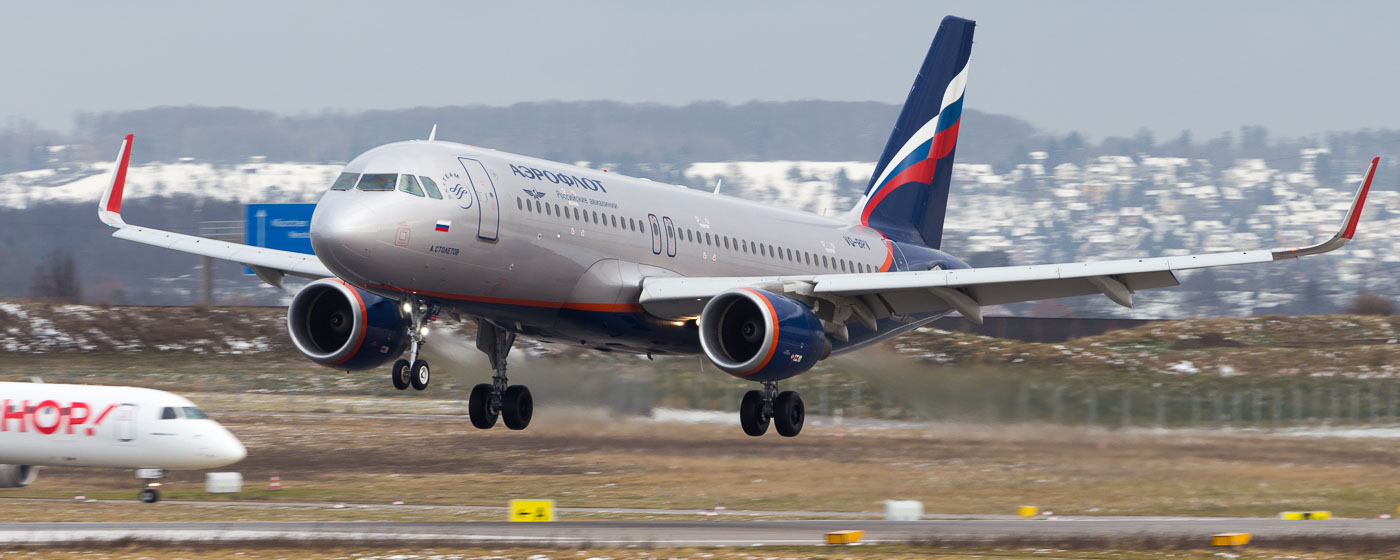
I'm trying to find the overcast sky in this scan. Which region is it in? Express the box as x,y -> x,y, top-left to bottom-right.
3,1 -> 1397,141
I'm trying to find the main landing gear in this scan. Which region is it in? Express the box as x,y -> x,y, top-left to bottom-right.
468,320 -> 533,431
739,382 -> 804,437
391,300 -> 436,391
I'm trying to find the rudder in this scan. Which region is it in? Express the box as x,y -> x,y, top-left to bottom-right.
850,16 -> 974,249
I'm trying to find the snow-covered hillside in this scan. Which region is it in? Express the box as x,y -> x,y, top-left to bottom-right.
0,160 -> 339,208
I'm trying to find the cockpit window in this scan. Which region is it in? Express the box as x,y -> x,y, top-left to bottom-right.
418,176 -> 443,200
160,406 -> 179,420
398,174 -> 425,197
356,173 -> 397,191
330,172 -> 359,191
183,407 -> 209,420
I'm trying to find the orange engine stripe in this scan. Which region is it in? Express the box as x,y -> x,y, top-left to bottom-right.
736,288 -> 779,377
329,278 -> 369,367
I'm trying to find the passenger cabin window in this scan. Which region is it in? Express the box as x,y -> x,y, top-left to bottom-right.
417,176 -> 444,199
330,172 -> 359,191
183,407 -> 209,419
160,406 -> 178,420
356,173 -> 397,191
398,174 -> 426,197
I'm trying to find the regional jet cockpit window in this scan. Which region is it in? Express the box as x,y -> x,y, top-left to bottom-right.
161,406 -> 178,420
398,174 -> 426,197
182,407 -> 209,420
330,172 -> 359,191
356,173 -> 397,191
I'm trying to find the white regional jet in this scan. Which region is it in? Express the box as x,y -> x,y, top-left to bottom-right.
97,16 -> 1377,437
0,382 -> 246,502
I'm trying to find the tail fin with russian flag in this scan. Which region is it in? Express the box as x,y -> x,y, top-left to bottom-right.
850,15 -> 974,249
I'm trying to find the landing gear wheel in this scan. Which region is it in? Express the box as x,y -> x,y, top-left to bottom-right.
139,488 -> 160,503
391,359 -> 411,391
468,383 -> 498,429
739,390 -> 769,436
774,391 -> 804,437
501,385 -> 534,430
410,360 -> 430,391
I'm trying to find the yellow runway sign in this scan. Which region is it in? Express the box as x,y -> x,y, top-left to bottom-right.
510,499 -> 555,522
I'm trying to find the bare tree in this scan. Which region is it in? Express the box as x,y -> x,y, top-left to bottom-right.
1350,293 -> 1396,316
30,250 -> 81,303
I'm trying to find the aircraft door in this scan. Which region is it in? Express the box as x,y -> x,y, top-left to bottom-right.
647,214 -> 662,255
458,158 -> 499,241
114,404 -> 137,442
662,216 -> 676,257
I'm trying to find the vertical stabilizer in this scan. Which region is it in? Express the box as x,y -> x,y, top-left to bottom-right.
850,16 -> 974,249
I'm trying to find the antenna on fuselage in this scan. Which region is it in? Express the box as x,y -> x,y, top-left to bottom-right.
428,124 -> 438,142
712,178 -> 722,194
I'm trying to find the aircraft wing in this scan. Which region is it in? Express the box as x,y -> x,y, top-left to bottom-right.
640,157 -> 1379,326
97,135 -> 334,287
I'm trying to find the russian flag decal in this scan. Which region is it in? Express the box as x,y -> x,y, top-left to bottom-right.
435,220 -> 451,232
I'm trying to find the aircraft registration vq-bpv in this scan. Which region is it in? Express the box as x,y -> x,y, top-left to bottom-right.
98,16 -> 1377,437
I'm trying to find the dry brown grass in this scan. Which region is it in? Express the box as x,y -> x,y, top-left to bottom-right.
12,541 -> 1400,559
7,410 -> 1400,521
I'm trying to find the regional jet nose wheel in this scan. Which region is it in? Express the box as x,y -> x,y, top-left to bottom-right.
139,488 -> 160,503
392,359 -> 412,391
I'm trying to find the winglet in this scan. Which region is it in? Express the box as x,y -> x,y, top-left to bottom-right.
1272,156 -> 1378,260
97,134 -> 133,228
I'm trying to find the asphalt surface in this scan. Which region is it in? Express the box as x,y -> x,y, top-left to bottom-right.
2,518 -> 1399,546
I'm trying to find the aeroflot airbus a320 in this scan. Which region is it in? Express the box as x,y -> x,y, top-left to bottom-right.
97,16 -> 1377,437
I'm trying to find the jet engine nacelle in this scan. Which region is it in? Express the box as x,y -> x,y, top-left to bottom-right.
0,465 -> 36,487
698,288 -> 827,381
287,278 -> 410,371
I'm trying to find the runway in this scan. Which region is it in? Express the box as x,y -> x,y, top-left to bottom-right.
3,518 -> 1400,547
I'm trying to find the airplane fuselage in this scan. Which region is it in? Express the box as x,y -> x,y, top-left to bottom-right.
0,382 -> 245,470
311,141 -> 968,355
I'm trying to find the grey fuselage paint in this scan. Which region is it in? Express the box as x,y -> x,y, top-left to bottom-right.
311,141 -> 968,356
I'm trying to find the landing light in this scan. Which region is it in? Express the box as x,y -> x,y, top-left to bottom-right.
419,326 -> 430,337
402,302 -> 413,314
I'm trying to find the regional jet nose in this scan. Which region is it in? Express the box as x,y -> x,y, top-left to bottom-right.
310,194 -> 382,277
208,426 -> 247,466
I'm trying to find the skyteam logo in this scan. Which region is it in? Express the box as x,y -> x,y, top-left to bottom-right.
857,63 -> 969,226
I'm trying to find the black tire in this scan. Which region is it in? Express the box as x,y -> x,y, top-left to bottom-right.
410,360 -> 430,390
739,390 -> 769,436
139,488 -> 159,503
501,385 -> 534,430
391,359 -> 411,391
468,383 -> 498,429
774,391 -> 804,437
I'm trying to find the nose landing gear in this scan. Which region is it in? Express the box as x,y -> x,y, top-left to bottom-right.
738,382 -> 804,437
391,300 -> 438,391
468,320 -> 533,430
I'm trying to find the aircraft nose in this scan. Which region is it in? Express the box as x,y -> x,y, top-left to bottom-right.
216,429 -> 247,465
311,195 -> 381,276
